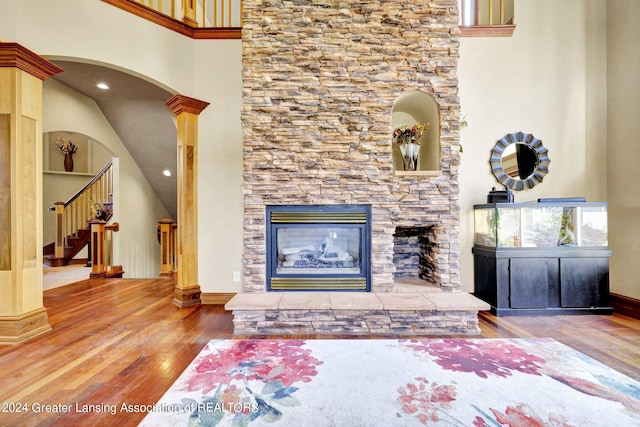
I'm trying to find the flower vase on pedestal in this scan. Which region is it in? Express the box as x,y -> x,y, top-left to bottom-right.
64,153 -> 74,172
400,143 -> 420,171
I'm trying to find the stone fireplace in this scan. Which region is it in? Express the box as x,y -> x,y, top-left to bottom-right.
227,0 -> 490,334
241,0 -> 462,293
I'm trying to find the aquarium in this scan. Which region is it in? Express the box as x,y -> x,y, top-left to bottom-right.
473,202 -> 608,248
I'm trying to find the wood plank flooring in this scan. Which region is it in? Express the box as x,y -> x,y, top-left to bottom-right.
0,278 -> 638,427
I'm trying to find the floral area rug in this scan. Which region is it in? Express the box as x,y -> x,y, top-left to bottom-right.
139,338 -> 640,427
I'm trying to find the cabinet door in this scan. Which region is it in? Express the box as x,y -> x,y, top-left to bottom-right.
509,258 -> 550,309
560,258 -> 608,308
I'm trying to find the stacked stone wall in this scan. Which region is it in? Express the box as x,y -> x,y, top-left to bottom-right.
242,0 -> 462,292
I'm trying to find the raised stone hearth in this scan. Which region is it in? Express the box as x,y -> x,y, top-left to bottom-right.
225,287 -> 490,335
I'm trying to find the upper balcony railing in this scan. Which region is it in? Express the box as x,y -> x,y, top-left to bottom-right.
102,0 -> 242,39
459,0 -> 515,37
105,0 -> 514,39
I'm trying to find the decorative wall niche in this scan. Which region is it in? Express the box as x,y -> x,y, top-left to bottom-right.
392,91 -> 441,174
44,131 -> 89,174
43,131 -> 112,176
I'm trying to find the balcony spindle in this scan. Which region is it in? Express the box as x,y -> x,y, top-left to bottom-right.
460,0 -> 515,37
122,0 -> 242,29
182,0 -> 198,26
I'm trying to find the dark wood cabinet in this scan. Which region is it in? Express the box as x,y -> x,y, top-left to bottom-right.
473,246 -> 612,315
473,201 -> 612,315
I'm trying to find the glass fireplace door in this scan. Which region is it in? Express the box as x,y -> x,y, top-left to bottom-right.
266,205 -> 371,291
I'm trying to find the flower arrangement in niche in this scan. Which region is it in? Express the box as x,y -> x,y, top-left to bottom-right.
55,137 -> 78,172
393,122 -> 429,171
55,137 -> 77,155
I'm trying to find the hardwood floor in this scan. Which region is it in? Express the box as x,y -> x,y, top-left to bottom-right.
1,278 -> 638,427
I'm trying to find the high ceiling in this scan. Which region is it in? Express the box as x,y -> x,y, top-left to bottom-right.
50,60 -> 178,220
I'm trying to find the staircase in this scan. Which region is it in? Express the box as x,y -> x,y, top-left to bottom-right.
43,229 -> 91,267
43,160 -> 114,268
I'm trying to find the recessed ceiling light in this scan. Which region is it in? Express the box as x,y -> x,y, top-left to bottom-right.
96,82 -> 110,90
163,169 -> 172,177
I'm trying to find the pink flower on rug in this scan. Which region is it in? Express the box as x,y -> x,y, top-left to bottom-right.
404,339 -> 546,379
397,376 -> 459,425
183,340 -> 322,394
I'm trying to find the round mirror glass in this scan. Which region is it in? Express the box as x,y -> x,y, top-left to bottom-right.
490,132 -> 550,191
501,143 -> 538,180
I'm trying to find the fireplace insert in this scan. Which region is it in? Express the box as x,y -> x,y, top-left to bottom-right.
266,205 -> 371,291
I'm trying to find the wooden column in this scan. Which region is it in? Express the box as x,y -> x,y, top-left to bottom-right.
0,42 -> 63,344
165,95 -> 209,308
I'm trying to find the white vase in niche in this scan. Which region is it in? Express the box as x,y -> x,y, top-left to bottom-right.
400,143 -> 420,171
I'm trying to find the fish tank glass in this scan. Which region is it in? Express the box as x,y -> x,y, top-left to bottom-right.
474,202 -> 608,248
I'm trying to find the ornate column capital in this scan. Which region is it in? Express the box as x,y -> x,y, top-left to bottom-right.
165,94 -> 210,116
0,42 -> 63,80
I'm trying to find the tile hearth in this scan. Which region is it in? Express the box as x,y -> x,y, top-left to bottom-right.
225,283 -> 490,336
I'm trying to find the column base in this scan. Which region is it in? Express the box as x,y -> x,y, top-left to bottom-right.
0,307 -> 52,345
172,286 -> 202,308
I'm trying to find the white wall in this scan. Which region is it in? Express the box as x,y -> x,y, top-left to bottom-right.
607,0 -> 640,300
192,40 -> 244,293
458,0 -> 608,292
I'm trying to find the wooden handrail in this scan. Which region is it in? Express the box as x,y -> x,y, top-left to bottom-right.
51,160 -> 114,261
65,160 -> 113,207
101,0 -> 242,39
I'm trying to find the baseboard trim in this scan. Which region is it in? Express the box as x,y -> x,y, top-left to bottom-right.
201,293 -> 236,305
611,293 -> 640,319
0,307 -> 52,345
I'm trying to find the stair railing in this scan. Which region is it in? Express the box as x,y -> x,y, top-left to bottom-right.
101,0 -> 242,39
157,219 -> 178,277
133,0 -> 241,28
90,220 -> 123,278
52,160 -> 114,261
459,0 -> 515,37
461,0 -> 514,26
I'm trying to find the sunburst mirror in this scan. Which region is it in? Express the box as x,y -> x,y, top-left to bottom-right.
489,132 -> 550,191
